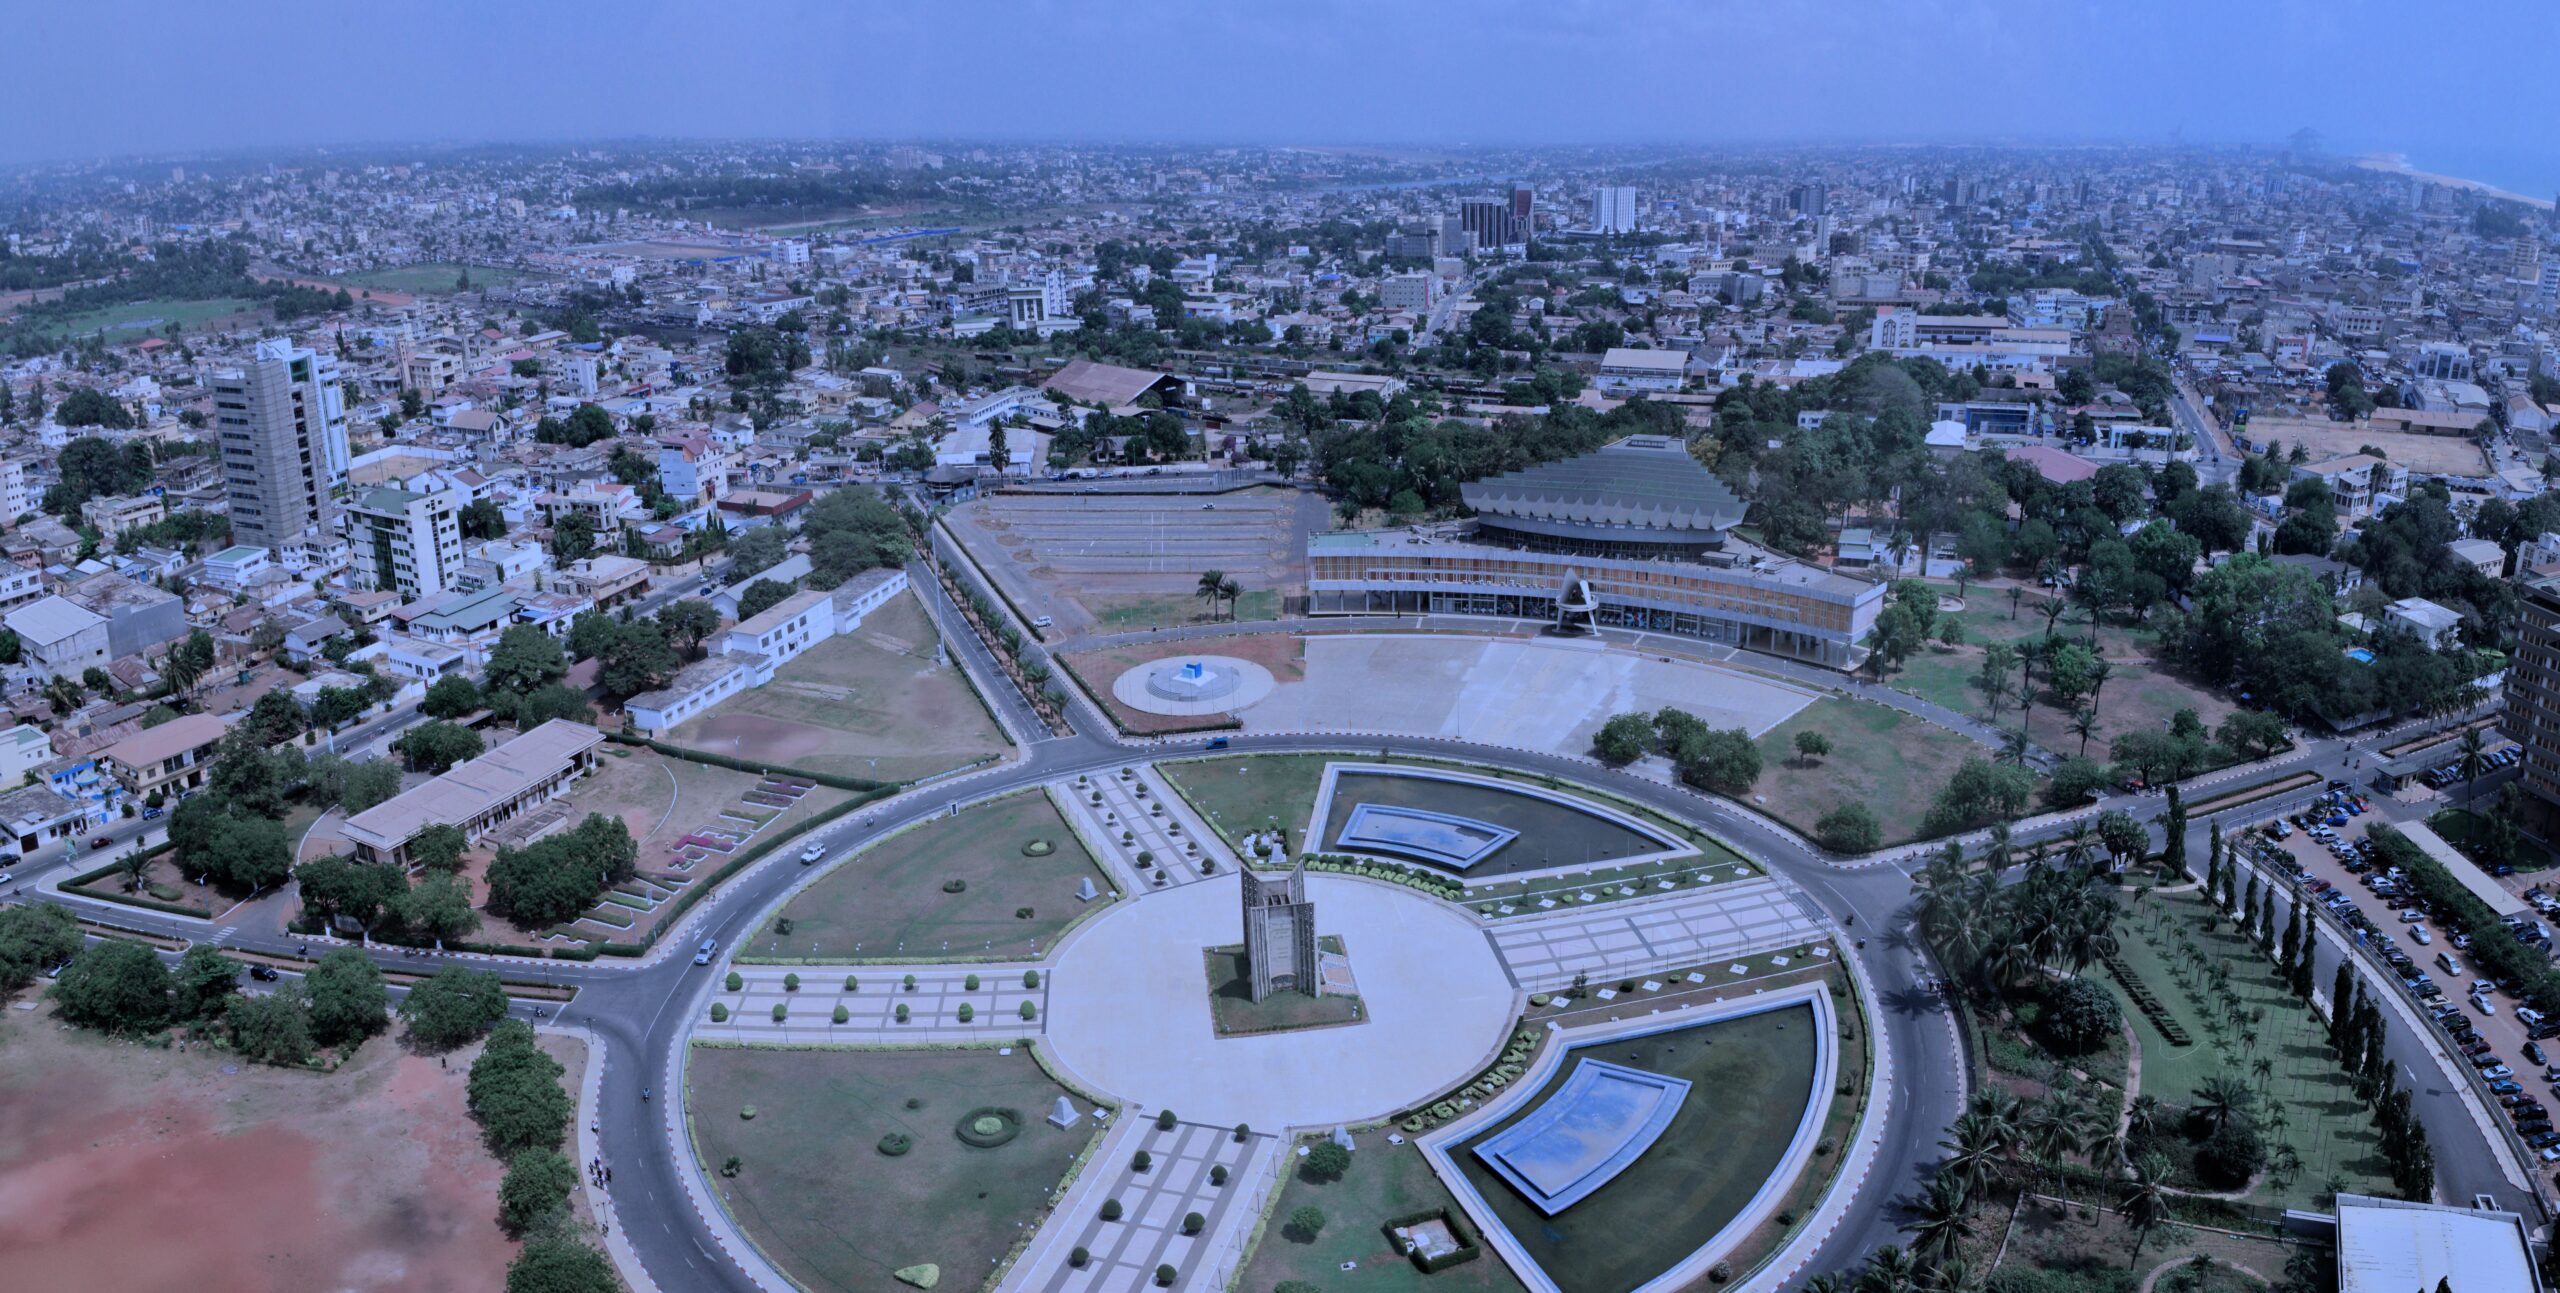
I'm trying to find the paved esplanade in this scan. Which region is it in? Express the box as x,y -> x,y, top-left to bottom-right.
1040,872 -> 1513,1129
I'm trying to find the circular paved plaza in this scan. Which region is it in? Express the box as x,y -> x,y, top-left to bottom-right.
1109,654 -> 1276,717
1041,872 -> 1516,1129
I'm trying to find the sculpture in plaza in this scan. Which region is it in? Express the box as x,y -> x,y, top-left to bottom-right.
1240,854 -> 1319,1002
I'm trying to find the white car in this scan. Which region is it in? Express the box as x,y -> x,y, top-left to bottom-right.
0,871 -> 13,885
2474,996 -> 2499,1016
2413,925 -> 2433,945
799,844 -> 825,865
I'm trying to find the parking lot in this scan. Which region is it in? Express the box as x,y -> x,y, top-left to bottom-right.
2239,782 -> 2560,1176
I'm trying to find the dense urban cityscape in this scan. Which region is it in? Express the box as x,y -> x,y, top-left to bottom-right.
5,9 -> 2560,1293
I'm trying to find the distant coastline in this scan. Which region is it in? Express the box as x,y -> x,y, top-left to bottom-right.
2355,152 -> 2553,210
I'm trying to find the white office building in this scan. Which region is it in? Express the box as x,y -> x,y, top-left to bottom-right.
1590,187 -> 1639,234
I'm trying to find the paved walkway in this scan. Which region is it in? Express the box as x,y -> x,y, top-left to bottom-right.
1488,877 -> 1825,991
1003,1117 -> 1280,1293
1057,767 -> 1228,893
696,962 -> 1051,1042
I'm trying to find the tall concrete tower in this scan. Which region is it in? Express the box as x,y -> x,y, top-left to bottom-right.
1239,856 -> 1319,1002
214,337 -> 350,553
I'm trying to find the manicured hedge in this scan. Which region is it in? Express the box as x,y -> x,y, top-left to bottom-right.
1380,1207 -> 1484,1273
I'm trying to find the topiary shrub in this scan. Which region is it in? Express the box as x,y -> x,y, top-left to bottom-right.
964,973 -> 981,991
1708,1261 -> 1733,1283
895,1003 -> 911,1023
1023,838 -> 1056,857
1024,969 -> 1041,989
1101,1198 -> 1124,1222
1068,1248 -> 1089,1269
876,1132 -> 912,1156
725,971 -> 743,991
1182,1211 -> 1204,1236
1233,1123 -> 1251,1142
1020,1001 -> 1037,1021
1133,1149 -> 1153,1172
956,1107 -> 1024,1148
942,878 -> 967,894
783,973 -> 801,992
1155,1264 -> 1176,1286
844,974 -> 859,991
1303,1140 -> 1351,1182
833,1004 -> 850,1024
771,1002 -> 788,1022
774,917 -> 794,937
710,1003 -> 730,1022
1285,1205 -> 1326,1241
741,1106 -> 757,1120
956,1003 -> 975,1023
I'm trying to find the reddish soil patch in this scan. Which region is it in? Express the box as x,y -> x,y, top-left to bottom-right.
0,1009 -> 585,1292
1060,633 -> 1306,735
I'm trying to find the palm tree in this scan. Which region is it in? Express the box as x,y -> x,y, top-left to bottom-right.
2067,706 -> 2099,757
1908,1176 -> 1975,1263
1194,569 -> 1227,621
2252,1055 -> 2276,1098
2192,1074 -> 2253,1133
2084,657 -> 2114,717
2127,1093 -> 2163,1139
2120,1154 -> 2172,1268
1939,1113 -> 2007,1195
1799,1276 -> 1850,1293
1855,1245 -> 1921,1293
1998,726 -> 2032,767
2456,727 -> 2488,805
40,676 -> 81,716
1217,575 -> 1242,621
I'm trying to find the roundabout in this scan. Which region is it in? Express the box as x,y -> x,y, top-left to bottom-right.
1109,654 -> 1276,717
1038,870 -> 1515,1130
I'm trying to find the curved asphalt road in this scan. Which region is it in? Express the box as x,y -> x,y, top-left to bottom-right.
10,581 -> 2525,1290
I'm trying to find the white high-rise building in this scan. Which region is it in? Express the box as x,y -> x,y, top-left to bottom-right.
346,485 -> 464,601
1590,187 -> 1640,234
214,338 -> 351,553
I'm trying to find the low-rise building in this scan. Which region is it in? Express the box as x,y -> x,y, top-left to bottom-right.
2447,537 -> 2506,580
1594,347 -> 1689,392
339,719 -> 606,867
79,493 -> 165,540
5,595 -> 110,682
95,711 -> 230,802
548,555 -> 650,611
0,782 -> 89,858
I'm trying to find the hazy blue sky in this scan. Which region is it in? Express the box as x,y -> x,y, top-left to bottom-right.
9,1 -> 2557,186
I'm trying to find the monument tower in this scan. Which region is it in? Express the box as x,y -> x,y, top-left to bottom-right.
1239,856 -> 1319,1002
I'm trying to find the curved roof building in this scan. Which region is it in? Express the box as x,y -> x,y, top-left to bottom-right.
1460,435 -> 1745,558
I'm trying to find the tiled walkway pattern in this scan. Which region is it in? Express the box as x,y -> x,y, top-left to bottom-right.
1489,877 -> 1822,990
1019,1118 -> 1276,1293
698,963 -> 1051,1041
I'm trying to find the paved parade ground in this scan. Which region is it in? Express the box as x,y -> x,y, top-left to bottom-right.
1039,871 -> 1517,1129
1232,634 -> 1818,748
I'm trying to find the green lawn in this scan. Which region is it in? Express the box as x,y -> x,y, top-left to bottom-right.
1205,938 -> 1363,1035
1162,753 -> 1337,848
40,296 -> 257,338
1236,1128 -> 1528,1293
2106,888 -> 2394,1209
1753,699 -> 1991,847
689,1045 -> 1098,1293
1451,1005 -> 1821,1293
764,789 -> 1111,961
330,262 -> 531,295
1090,589 -> 1282,631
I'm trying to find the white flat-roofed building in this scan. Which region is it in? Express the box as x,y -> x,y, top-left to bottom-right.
2447,537 -> 2506,580
624,652 -> 764,737
5,594 -> 109,682
716,588 -> 832,670
1594,347 -> 1690,392
340,719 -> 605,867
2333,1191 -> 2540,1293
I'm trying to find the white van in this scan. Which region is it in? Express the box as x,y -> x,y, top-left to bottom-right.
2437,952 -> 2465,976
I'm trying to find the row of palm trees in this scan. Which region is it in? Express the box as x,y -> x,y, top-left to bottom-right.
1914,844 -> 2123,996
1194,569 -> 1245,621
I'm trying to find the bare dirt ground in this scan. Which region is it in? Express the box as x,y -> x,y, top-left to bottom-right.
0,1006 -> 587,1292
944,489 -> 1329,637
1063,633 -> 1308,735
2237,417 -> 2491,477
666,590 -> 1004,782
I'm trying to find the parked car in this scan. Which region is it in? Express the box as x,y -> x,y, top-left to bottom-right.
2492,1079 -> 2525,1094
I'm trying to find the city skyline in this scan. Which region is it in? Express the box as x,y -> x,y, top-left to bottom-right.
7,0 -> 2560,196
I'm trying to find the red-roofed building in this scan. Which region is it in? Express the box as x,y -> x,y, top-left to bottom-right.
2002,444 -> 2099,485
